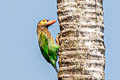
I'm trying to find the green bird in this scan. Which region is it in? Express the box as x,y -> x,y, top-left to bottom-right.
36,19 -> 59,72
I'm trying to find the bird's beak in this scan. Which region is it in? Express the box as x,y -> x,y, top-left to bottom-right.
46,20 -> 56,26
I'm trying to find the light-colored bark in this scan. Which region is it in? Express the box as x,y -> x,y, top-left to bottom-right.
57,0 -> 105,80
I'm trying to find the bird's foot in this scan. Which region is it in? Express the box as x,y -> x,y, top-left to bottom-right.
56,33 -> 60,46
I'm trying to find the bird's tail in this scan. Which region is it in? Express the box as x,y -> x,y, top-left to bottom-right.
51,60 -> 58,72
54,66 -> 58,72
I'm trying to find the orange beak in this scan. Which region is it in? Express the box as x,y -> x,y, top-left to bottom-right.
46,20 -> 56,26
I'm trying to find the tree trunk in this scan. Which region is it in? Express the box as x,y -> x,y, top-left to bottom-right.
57,0 -> 105,80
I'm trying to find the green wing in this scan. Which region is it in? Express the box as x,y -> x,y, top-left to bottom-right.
48,39 -> 59,67
38,32 -> 50,63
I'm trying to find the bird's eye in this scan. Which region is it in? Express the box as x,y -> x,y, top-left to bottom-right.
42,20 -> 47,23
43,20 -> 45,22
39,19 -> 47,25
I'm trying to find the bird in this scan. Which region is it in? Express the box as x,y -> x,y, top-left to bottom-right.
36,19 -> 59,72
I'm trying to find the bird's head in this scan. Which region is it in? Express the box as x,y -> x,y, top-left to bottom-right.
37,19 -> 56,28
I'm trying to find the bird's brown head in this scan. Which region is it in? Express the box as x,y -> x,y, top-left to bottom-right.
37,19 -> 56,28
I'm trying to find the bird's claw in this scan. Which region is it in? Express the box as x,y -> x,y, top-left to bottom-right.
56,33 -> 60,46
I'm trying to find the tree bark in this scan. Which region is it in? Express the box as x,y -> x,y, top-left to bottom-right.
57,0 -> 105,80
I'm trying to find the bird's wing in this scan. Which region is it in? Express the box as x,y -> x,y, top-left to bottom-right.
48,39 -> 59,63
48,40 -> 59,71
39,32 -> 50,63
